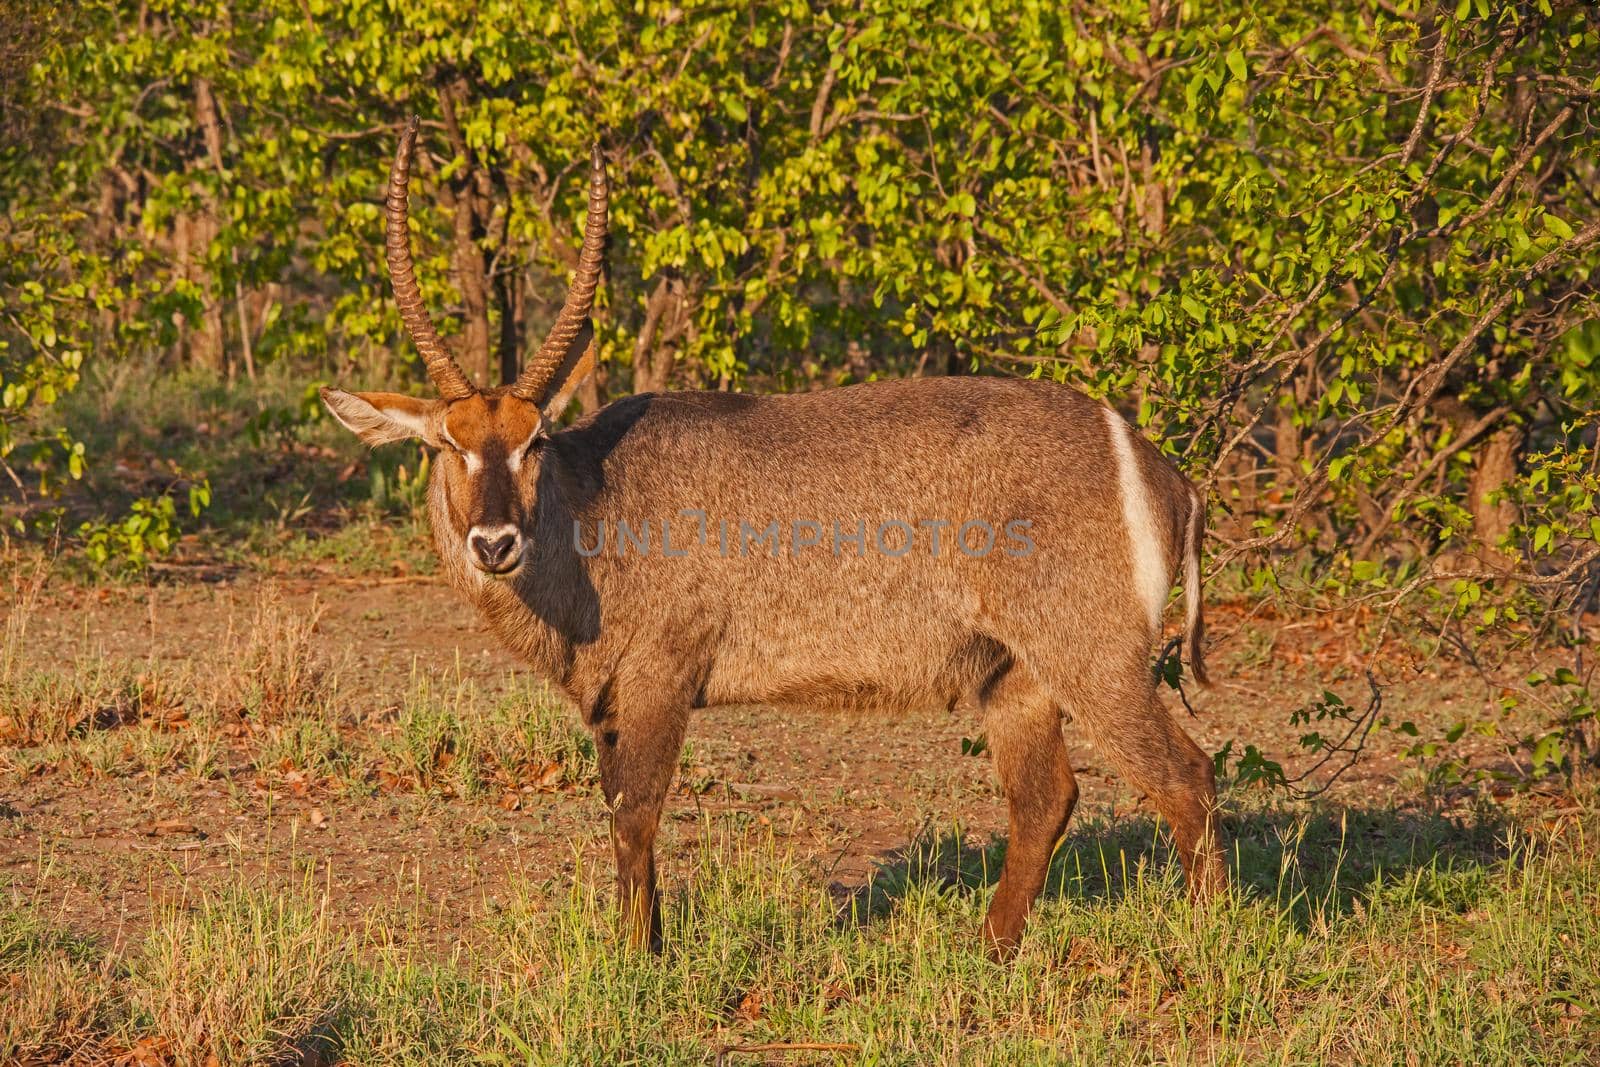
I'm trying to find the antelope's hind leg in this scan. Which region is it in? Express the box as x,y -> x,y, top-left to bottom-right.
592,688 -> 690,952
980,666 -> 1080,960
1072,667 -> 1226,902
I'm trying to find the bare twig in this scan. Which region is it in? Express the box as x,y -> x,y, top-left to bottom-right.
1397,218 -> 1600,421
1287,671 -> 1386,799
1354,403 -> 1513,558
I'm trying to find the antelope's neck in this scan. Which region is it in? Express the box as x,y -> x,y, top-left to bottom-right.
427,472 -> 584,699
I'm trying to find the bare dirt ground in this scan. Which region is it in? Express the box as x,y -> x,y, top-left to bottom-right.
0,567 -> 1554,955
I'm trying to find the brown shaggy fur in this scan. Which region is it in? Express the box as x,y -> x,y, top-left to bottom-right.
324,374 -> 1224,957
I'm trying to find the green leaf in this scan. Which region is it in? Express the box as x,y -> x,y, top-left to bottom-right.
1225,49 -> 1247,83
1543,213 -> 1576,240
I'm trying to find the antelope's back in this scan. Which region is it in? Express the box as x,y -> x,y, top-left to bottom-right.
549,376 -> 1189,710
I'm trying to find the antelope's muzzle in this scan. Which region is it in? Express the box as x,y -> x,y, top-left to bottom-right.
468,525 -> 524,575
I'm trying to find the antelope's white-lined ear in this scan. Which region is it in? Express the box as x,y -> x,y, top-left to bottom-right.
320,387 -> 445,448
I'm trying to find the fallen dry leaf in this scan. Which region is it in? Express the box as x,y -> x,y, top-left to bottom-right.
114,1034 -> 173,1067
734,990 -> 764,1021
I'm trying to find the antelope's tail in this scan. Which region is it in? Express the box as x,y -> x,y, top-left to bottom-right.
1181,488 -> 1211,689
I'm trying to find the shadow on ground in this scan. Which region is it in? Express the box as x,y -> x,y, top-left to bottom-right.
835,801 -> 1515,930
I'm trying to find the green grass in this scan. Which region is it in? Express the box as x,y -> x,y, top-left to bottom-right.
0,579 -> 593,802
376,665 -> 597,799
34,358 -> 440,578
4,804 -> 1598,1065
6,585 -> 1595,1062
0,655 -> 149,747
0,576 -> 159,747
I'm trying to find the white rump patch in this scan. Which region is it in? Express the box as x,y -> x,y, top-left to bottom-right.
1103,406 -> 1169,632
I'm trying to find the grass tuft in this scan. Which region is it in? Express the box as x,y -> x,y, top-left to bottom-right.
0,905 -> 122,1063
377,666 -> 595,798
129,883 -> 344,1067
222,586 -> 337,724
6,807 -> 1597,1064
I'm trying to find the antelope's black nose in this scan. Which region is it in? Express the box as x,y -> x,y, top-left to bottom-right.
468,527 -> 522,573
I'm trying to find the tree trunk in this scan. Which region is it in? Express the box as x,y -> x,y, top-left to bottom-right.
1469,422 -> 1525,559
193,77 -> 252,380
195,210 -> 226,376
495,267 -> 523,388
1273,369 -> 1315,486
189,78 -> 227,376
576,372 -> 603,413
1273,399 -> 1301,484
632,275 -> 686,394
1138,132 -> 1166,241
173,209 -> 224,374
937,335 -> 963,376
437,80 -> 494,387
1135,0 -> 1171,240
447,187 -> 492,386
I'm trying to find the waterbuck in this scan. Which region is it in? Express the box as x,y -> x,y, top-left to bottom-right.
322,119 -> 1225,959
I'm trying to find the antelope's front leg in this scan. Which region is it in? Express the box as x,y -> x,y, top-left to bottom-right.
593,694 -> 689,952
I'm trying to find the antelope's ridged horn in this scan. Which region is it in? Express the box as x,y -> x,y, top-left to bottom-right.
511,143 -> 608,403
387,115 -> 475,401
